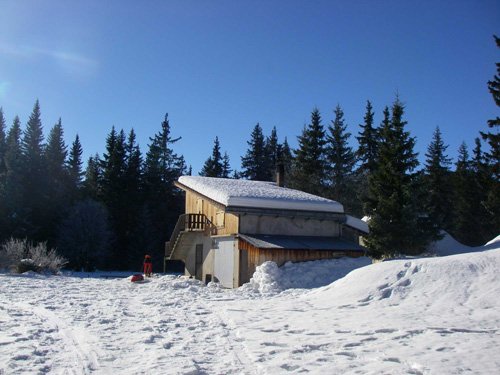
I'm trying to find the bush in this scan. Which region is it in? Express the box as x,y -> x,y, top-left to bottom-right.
0,238 -> 67,274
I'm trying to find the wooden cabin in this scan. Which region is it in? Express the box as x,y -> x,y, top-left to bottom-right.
165,176 -> 367,288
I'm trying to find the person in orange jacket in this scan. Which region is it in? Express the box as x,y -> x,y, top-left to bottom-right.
143,255 -> 153,277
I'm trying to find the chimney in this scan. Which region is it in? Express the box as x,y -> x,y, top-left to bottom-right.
276,163 -> 285,187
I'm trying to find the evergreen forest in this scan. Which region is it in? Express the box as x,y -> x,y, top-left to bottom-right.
0,38 -> 498,268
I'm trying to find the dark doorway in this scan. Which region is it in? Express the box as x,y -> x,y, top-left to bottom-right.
164,259 -> 185,274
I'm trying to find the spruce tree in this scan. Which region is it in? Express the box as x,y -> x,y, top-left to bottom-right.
200,136 -> 224,177
241,123 -> 269,180
452,143 -> 482,245
46,119 -> 68,193
123,129 -> 145,267
364,98 -> 429,258
278,137 -> 293,187
45,119 -> 69,244
290,109 -> 327,196
325,104 -> 356,206
144,113 -> 186,268
356,100 -> 378,174
423,126 -> 453,231
83,154 -> 101,200
100,127 -> 128,268
470,138 -> 494,241
67,134 -> 84,201
480,35 -> 500,237
481,35 -> 500,178
20,100 -> 48,241
222,152 -> 232,178
265,126 -> 279,181
0,108 -> 6,178
0,108 -> 6,240
3,117 -> 23,238
356,102 -> 382,216
100,127 -> 127,215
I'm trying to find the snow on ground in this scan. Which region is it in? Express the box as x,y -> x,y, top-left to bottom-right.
1,242 -> 500,374
427,231 -> 500,256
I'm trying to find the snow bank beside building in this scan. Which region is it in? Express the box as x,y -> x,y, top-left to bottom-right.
241,256 -> 372,294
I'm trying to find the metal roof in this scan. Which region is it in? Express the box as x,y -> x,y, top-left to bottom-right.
238,234 -> 364,252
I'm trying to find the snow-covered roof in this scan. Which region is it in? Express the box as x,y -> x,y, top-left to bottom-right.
239,234 -> 364,251
177,176 -> 344,213
345,215 -> 369,234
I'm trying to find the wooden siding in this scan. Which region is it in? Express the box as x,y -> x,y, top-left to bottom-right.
238,239 -> 363,286
185,191 -> 239,235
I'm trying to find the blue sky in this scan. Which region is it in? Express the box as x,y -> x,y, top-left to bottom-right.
0,0 -> 498,174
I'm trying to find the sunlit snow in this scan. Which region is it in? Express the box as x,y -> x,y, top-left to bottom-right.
1,240 -> 499,374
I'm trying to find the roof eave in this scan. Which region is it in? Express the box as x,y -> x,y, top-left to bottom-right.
227,206 -> 346,221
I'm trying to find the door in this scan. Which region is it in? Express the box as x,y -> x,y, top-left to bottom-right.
195,244 -> 203,280
213,238 -> 235,288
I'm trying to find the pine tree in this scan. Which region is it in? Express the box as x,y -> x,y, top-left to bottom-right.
222,152 -> 232,178
144,114 -> 186,189
241,123 -> 269,180
423,126 -> 453,231
83,154 -> 101,200
452,142 -> 483,245
356,100 -> 378,174
100,127 -> 127,213
200,136 -> 224,177
470,138 -> 494,241
290,109 -> 327,196
278,137 -> 293,187
265,126 -> 279,181
0,108 -> 6,178
20,100 -> 48,241
123,129 -> 145,267
364,98 -> 429,258
67,134 -> 84,198
480,35 -> 500,238
481,35 -> 500,178
100,127 -> 128,268
0,109 -> 9,241
45,119 -> 69,244
144,113 -> 186,268
325,105 -> 356,206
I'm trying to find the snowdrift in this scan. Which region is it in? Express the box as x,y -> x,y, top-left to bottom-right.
225,242 -> 500,374
308,247 -> 500,312
242,256 -> 371,294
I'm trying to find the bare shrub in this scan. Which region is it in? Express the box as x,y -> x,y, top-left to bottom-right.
0,238 -> 67,274
28,242 -> 67,274
0,238 -> 28,271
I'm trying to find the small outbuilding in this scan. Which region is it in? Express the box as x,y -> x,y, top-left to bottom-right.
165,176 -> 367,288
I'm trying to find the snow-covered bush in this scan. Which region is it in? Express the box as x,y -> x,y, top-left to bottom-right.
0,238 -> 67,274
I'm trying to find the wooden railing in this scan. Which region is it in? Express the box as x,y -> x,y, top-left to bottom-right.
165,214 -> 217,259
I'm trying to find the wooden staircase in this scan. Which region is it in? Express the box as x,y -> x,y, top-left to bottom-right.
165,214 -> 216,260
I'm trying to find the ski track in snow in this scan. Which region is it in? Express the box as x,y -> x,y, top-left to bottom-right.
0,274 -> 257,375
1,247 -> 500,374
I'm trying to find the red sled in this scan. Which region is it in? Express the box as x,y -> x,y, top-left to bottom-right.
131,274 -> 144,283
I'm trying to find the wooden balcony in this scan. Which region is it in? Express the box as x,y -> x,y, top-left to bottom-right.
164,214 -> 216,261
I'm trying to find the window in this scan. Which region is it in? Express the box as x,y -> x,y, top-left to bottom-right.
216,211 -> 225,228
